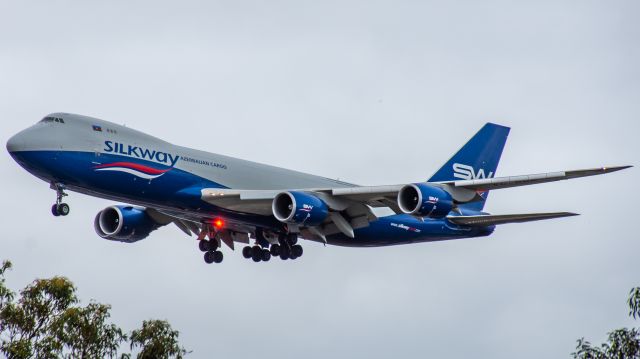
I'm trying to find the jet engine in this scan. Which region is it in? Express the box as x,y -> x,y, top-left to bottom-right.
397,183 -> 454,218
94,205 -> 162,243
272,191 -> 329,226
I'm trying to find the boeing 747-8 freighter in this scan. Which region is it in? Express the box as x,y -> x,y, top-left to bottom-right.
6,114 -> 630,264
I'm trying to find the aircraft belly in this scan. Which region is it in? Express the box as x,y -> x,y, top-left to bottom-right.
321,215 -> 494,247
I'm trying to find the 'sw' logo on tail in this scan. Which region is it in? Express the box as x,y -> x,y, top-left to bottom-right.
452,163 -> 494,180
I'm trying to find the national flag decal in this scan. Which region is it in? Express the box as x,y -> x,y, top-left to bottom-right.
92,125 -> 102,132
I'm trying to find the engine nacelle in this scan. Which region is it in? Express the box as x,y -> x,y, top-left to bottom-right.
397,183 -> 454,218
94,206 -> 161,243
272,191 -> 329,226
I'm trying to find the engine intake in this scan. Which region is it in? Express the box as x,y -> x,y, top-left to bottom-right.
94,206 -> 161,243
397,183 -> 454,218
272,191 -> 329,226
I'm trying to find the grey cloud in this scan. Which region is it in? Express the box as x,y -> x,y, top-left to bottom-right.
1,1 -> 638,358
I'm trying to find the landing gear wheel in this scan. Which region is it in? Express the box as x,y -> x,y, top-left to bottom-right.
261,249 -> 271,262
270,244 -> 281,256
242,246 -> 252,259
198,240 -> 208,252
280,246 -> 290,260
287,234 -> 298,245
204,251 -> 215,264
203,241 -> 215,251
292,245 -> 303,257
51,183 -> 69,217
56,203 -> 70,216
206,240 -> 219,251
251,246 -> 262,262
213,251 -> 223,263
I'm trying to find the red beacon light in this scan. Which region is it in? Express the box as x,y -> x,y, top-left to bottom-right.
213,218 -> 224,229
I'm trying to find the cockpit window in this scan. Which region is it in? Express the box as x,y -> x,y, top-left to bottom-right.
40,116 -> 65,124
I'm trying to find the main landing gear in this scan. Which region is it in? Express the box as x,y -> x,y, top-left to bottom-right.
198,228 -> 304,265
51,183 -> 70,217
241,233 -> 303,263
276,233 -> 304,261
242,245 -> 272,262
199,238 -> 223,264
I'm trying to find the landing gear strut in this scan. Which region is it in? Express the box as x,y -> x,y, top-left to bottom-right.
50,183 -> 70,217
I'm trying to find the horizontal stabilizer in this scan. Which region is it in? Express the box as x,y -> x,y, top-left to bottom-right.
447,212 -> 579,226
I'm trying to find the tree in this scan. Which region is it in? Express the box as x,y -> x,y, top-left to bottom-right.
1,275 -> 77,358
130,320 -> 188,359
0,260 -> 188,358
0,261 -> 13,308
52,302 -> 127,358
572,287 -> 640,359
629,288 -> 640,320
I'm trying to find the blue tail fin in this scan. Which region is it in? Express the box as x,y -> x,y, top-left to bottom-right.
428,123 -> 510,211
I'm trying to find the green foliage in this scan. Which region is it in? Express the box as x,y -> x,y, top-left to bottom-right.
1,276 -> 77,358
572,287 -> 640,359
0,260 -> 14,308
53,302 -> 127,359
0,260 -> 188,358
629,288 -> 640,320
130,320 -> 188,359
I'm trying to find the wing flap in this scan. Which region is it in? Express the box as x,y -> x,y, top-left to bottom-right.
447,212 -> 579,226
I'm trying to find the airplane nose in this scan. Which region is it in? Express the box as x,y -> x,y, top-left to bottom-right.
6,132 -> 25,153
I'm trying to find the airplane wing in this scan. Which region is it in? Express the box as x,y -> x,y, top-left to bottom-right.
200,167 -> 630,212
446,212 -> 579,226
440,166 -> 631,191
201,188 -> 379,241
321,166 -> 631,206
198,165 -> 629,240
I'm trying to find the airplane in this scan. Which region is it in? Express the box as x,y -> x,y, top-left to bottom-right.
6,113 -> 630,264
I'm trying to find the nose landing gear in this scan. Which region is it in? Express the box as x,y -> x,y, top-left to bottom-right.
50,183 -> 70,217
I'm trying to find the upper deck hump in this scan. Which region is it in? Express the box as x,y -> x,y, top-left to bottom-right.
54,112 -> 169,146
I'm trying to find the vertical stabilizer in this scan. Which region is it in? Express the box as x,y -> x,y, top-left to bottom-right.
428,123 -> 510,211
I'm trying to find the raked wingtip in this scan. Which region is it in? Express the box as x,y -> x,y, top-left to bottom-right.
602,165 -> 632,173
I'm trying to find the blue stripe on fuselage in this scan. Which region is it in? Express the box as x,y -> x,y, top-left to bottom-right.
10,150 -> 222,197
10,149 -> 287,230
9,150 -> 494,247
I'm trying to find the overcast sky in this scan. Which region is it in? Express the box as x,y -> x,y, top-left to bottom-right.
1,0 -> 638,358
